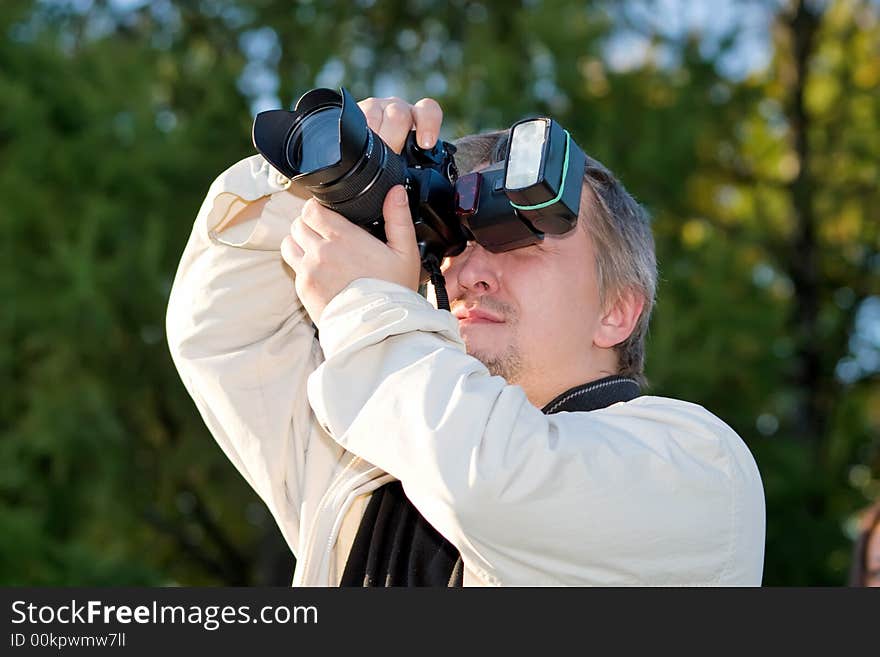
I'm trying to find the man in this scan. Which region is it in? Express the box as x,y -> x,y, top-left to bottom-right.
166,95 -> 766,586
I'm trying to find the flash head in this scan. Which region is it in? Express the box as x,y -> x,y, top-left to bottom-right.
503,118 -> 586,236
453,118 -> 586,253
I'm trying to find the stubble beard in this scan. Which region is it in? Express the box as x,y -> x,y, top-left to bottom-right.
470,343 -> 523,384
457,298 -> 524,384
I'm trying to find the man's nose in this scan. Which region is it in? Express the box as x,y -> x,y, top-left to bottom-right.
442,242 -> 500,299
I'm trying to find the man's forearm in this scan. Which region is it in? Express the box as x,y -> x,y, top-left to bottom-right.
165,155 -> 329,557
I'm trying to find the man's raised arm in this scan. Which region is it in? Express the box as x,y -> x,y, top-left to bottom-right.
165,155 -> 342,558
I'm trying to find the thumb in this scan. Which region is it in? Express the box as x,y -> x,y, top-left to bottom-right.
382,185 -> 417,256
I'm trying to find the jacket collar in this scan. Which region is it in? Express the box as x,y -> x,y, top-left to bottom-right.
541,375 -> 641,415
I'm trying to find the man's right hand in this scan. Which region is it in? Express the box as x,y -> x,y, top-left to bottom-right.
356,96 -> 444,153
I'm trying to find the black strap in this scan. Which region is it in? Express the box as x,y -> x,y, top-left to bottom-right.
340,374 -> 640,587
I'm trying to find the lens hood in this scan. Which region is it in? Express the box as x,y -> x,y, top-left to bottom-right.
252,87 -> 371,186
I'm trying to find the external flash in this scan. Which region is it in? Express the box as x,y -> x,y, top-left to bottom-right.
504,118 -> 586,236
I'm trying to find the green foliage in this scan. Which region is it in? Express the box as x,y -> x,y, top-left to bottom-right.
1,0 -> 877,585
1,0 -> 282,585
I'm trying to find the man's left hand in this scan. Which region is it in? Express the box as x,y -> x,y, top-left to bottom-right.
280,184 -> 421,323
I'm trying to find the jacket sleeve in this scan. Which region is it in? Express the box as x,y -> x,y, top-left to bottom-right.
306,278 -> 766,585
166,155 -> 342,558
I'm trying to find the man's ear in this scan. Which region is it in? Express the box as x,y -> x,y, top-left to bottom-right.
594,289 -> 645,349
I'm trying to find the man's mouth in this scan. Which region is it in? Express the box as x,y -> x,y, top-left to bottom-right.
452,306 -> 505,325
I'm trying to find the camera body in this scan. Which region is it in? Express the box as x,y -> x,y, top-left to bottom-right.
252,87 -> 586,276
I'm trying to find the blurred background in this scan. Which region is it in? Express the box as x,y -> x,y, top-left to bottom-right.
1,0 -> 878,586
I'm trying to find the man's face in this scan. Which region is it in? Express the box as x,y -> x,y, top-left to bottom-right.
441,192 -> 606,392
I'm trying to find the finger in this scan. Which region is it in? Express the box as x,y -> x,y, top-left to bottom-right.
291,211 -> 325,253
280,235 -> 304,270
380,99 -> 414,153
412,98 -> 443,149
358,98 -> 384,134
382,185 -> 417,257
300,198 -> 353,240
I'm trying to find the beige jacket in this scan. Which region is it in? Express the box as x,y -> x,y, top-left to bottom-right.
166,155 -> 766,586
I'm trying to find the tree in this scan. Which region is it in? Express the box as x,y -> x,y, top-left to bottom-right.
2,0 -> 876,585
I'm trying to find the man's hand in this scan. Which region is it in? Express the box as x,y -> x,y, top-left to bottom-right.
356,96 -> 443,153
281,188 -> 420,323
279,96 -> 443,323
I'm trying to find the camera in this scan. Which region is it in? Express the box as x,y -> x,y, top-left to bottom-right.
252,87 -> 466,274
252,87 -> 587,299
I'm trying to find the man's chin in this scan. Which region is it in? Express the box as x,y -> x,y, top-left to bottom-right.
465,346 -> 496,365
461,335 -> 501,363
465,344 -> 523,383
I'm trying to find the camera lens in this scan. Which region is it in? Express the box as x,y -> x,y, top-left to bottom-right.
289,106 -> 342,172
253,87 -> 408,231
311,128 -> 406,228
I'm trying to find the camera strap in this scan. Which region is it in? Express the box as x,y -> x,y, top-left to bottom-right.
422,254 -> 450,310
